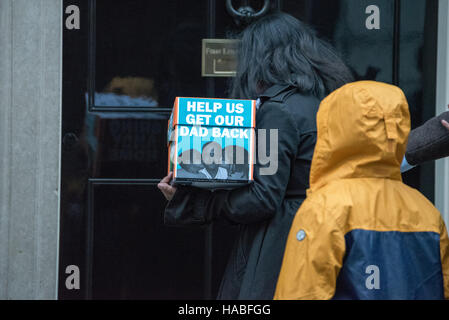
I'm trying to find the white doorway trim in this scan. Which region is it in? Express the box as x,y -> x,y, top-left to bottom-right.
435,0 -> 449,227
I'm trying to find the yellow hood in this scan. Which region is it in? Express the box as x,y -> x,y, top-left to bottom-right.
309,81 -> 411,192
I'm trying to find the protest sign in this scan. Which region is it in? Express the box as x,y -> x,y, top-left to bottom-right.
168,97 -> 256,189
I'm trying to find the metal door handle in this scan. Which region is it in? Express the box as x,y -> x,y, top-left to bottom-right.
226,0 -> 270,20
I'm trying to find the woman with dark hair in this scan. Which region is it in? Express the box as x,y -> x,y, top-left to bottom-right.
229,12 -> 353,100
158,12 -> 353,300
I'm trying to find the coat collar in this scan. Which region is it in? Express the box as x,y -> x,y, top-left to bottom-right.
258,84 -> 297,102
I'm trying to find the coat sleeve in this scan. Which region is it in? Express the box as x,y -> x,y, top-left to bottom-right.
405,111 -> 449,166
164,101 -> 300,225
274,199 -> 346,300
440,218 -> 449,299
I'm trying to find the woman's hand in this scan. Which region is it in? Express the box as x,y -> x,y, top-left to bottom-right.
158,172 -> 177,201
442,119 -> 449,130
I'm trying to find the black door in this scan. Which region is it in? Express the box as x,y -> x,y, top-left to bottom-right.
59,0 -> 438,299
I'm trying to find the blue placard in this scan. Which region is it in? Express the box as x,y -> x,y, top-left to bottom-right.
177,97 -> 255,128
172,125 -> 254,181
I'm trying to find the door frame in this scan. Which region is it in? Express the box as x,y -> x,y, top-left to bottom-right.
435,0 -> 449,227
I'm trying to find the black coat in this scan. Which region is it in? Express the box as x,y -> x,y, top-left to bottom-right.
405,111 -> 449,165
165,84 -> 320,299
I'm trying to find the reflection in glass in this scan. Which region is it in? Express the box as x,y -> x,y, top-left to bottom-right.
92,184 -> 205,299
94,0 -> 207,108
96,76 -> 158,107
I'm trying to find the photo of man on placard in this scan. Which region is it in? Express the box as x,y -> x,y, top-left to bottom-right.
198,141 -> 229,180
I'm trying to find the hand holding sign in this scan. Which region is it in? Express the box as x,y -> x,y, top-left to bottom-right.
158,172 -> 177,201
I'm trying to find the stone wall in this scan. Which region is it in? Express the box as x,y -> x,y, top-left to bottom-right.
0,0 -> 62,299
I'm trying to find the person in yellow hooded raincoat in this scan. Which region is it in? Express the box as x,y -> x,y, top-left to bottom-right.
274,81 -> 449,300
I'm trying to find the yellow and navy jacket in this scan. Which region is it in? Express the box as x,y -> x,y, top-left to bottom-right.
274,81 -> 449,300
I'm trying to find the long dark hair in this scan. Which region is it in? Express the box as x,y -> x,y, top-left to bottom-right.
230,12 -> 354,99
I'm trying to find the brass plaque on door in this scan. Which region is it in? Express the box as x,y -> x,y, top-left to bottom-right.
202,39 -> 239,77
